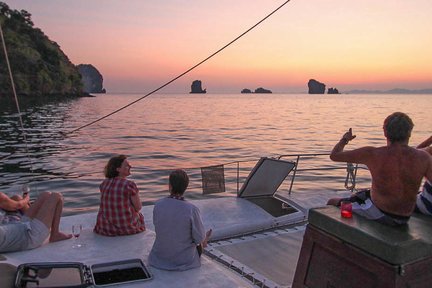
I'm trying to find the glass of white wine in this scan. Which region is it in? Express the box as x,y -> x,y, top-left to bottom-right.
22,184 -> 30,198
72,224 -> 83,248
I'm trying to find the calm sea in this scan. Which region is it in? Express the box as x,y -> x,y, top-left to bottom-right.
0,93 -> 431,215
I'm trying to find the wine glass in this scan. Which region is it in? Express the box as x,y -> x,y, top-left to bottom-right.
22,184 -> 30,197
72,224 -> 83,248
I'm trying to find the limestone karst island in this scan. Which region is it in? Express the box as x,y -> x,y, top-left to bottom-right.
190,80 -> 206,93
308,79 -> 340,94
0,3 -> 104,98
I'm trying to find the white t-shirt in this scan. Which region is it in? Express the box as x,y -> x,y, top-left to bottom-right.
149,197 -> 206,270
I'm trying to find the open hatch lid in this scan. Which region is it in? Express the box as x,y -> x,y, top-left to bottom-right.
238,157 -> 296,198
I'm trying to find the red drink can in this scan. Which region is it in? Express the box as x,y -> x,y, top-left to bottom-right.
340,201 -> 353,218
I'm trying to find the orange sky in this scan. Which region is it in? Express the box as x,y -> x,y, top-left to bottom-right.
8,0 -> 432,93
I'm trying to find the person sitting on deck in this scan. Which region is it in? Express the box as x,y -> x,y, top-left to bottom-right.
415,135 -> 432,215
327,112 -> 432,225
94,155 -> 145,236
0,191 -> 72,253
148,169 -> 212,271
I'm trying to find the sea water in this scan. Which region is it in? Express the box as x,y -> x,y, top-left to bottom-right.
0,93 -> 430,215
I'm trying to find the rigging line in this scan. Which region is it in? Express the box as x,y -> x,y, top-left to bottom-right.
0,22 -> 35,177
66,0 -> 292,135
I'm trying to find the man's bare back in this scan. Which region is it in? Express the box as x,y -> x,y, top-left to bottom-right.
329,112 -> 432,222
361,145 -> 431,216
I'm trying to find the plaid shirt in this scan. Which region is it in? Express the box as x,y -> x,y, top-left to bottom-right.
94,178 -> 145,236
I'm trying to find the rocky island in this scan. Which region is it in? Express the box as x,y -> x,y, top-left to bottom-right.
77,64 -> 106,93
241,87 -> 272,94
255,87 -> 272,93
308,79 -> 340,94
190,80 -> 206,93
308,79 -> 326,94
0,2 -> 86,98
241,88 -> 252,94
327,87 -> 340,94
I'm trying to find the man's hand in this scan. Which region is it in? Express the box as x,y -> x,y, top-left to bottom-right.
342,128 -> 356,144
202,229 -> 213,248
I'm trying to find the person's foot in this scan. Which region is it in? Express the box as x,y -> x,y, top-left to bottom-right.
49,232 -> 72,242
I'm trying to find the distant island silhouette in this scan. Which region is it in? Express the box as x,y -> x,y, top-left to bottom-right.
308,79 -> 340,94
327,87 -> 340,94
190,80 -> 206,93
308,79 -> 325,94
241,87 -> 272,93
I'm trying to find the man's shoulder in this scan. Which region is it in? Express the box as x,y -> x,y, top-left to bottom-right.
417,147 -> 432,157
155,198 -> 198,213
353,146 -> 379,153
407,147 -> 432,162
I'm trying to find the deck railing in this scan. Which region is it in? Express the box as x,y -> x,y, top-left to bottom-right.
189,153 -> 369,196
277,153 -> 362,194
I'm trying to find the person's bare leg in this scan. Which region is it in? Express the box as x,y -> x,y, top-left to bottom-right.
26,192 -> 71,242
24,192 -> 51,219
48,193 -> 71,242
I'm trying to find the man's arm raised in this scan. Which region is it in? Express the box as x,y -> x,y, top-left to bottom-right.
417,135 -> 432,149
330,128 -> 374,164
330,128 -> 356,162
0,192 -> 29,211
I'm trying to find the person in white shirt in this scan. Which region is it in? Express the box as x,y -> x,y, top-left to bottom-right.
149,169 -> 212,270
0,191 -> 71,253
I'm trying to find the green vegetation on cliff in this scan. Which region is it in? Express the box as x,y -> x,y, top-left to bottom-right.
0,2 -> 84,97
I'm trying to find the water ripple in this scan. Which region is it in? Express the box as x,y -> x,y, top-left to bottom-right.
1,93 -> 431,215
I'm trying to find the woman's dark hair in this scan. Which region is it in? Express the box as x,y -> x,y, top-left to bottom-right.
383,112 -> 414,143
169,169 -> 189,196
104,155 -> 127,178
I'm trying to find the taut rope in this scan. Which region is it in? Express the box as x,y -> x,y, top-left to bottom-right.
0,21 -> 35,177
66,0 -> 293,135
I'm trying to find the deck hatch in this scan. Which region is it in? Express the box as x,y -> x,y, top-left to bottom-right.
238,157 -> 295,198
238,157 -> 297,217
14,258 -> 152,287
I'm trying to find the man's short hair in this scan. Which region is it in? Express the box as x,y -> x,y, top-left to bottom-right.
169,169 -> 189,195
383,112 -> 414,143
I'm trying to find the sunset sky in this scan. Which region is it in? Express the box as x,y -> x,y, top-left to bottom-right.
7,0 -> 432,93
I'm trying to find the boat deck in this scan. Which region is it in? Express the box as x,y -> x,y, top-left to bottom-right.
0,189 -> 351,288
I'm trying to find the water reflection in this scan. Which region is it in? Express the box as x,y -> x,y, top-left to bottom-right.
0,97 -> 80,186
1,93 -> 430,215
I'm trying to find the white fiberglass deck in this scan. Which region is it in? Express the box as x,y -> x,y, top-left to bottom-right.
2,197 -> 306,288
1,187 -> 354,288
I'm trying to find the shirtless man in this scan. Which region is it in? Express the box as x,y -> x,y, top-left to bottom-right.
327,112 -> 432,225
0,191 -> 72,253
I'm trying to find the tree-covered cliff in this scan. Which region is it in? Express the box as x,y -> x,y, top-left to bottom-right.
0,2 -> 84,97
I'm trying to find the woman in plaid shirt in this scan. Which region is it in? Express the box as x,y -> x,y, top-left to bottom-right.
94,155 -> 145,236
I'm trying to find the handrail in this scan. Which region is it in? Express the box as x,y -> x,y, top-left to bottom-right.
131,153 -> 366,195
277,153 -> 363,194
